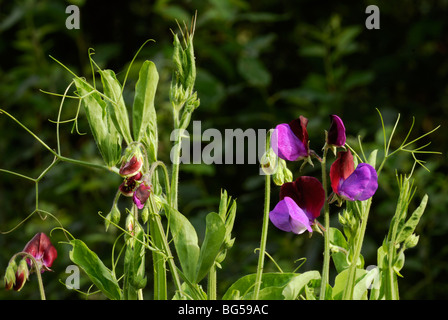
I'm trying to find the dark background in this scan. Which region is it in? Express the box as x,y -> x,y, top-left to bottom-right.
0,0 -> 447,299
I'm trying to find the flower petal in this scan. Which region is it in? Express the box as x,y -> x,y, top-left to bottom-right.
339,163 -> 378,201
119,155 -> 143,177
271,123 -> 307,161
133,182 -> 151,209
288,116 -> 309,149
22,233 -> 57,272
327,115 -> 346,147
280,176 -> 325,220
330,150 -> 355,195
269,197 -> 312,234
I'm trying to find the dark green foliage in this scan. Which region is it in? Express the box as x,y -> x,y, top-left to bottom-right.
0,0 -> 446,299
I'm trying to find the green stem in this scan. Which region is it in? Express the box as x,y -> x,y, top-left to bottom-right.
149,212 -> 167,300
319,149 -> 330,300
149,161 -> 184,298
11,252 -> 46,300
253,173 -> 271,300
208,264 -> 217,300
153,212 -> 183,297
170,127 -> 182,210
342,199 -> 371,300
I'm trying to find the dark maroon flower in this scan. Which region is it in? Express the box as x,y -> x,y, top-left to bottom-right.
327,115 -> 346,147
119,172 -> 142,197
22,233 -> 57,273
133,182 -> 151,210
119,155 -> 143,177
269,176 -> 325,234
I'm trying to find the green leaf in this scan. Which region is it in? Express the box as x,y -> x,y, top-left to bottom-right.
396,194 -> 428,244
74,77 -> 122,168
282,271 -> 321,300
68,239 -> 122,300
195,212 -> 226,283
99,69 -> 133,145
132,60 -> 159,160
222,272 -> 319,300
329,228 -> 350,273
332,268 -> 367,300
166,205 -> 200,283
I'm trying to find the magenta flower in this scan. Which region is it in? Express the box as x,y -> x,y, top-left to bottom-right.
271,116 -> 310,161
330,150 -> 378,201
22,233 -> 57,273
269,176 -> 325,234
133,181 -> 151,209
326,115 -> 346,147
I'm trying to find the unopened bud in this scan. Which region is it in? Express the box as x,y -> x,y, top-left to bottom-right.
14,259 -> 29,291
260,148 -> 277,176
4,260 -> 17,291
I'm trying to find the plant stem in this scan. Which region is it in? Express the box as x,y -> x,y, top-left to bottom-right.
253,173 -> 271,300
149,212 -> 167,300
169,110 -> 182,210
12,252 -> 46,300
342,199 -> 371,300
153,212 -> 183,297
208,264 -> 217,300
319,149 -> 330,300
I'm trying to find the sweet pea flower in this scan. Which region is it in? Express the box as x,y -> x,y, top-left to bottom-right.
269,176 -> 325,234
330,150 -> 378,202
119,172 -> 143,197
22,233 -> 57,273
133,181 -> 151,210
271,116 -> 310,162
326,115 -> 346,148
119,155 -> 143,177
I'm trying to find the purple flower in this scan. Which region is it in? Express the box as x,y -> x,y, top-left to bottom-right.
269,176 -> 325,234
22,233 -> 57,273
271,116 -> 310,161
330,150 -> 378,201
133,182 -> 151,209
326,115 -> 346,147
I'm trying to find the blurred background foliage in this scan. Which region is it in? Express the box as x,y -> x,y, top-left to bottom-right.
0,0 -> 447,299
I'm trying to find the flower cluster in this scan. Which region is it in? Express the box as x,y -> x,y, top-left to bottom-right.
4,233 -> 57,291
118,145 -> 151,210
269,114 -> 378,234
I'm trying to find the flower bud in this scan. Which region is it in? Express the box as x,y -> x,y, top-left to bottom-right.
273,158 -> 293,186
404,234 -> 419,250
13,259 -> 29,291
4,260 -> 17,291
260,148 -> 277,175
105,204 -> 121,231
